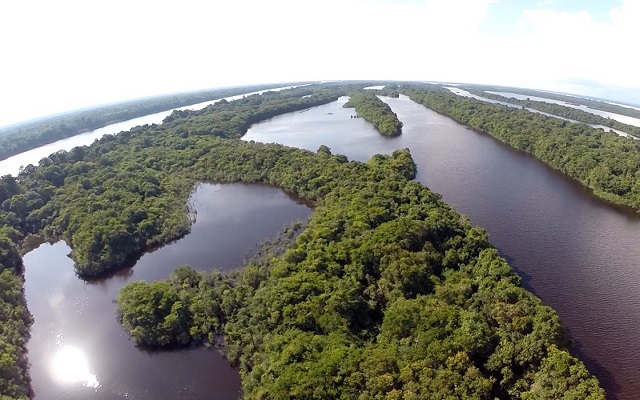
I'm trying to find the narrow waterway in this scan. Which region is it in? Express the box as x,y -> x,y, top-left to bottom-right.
244,95 -> 640,400
24,183 -> 312,399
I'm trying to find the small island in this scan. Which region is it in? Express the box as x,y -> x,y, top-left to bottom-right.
343,91 -> 403,136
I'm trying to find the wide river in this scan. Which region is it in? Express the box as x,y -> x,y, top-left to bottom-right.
244,96 -> 640,400
22,93 -> 640,399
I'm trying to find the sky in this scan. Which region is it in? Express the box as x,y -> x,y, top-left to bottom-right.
0,0 -> 638,127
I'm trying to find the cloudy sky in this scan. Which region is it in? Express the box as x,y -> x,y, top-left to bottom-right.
0,0 -> 637,127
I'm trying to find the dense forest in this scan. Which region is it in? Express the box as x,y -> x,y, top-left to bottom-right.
343,92 -> 403,136
470,84 -> 640,120
0,83 -> 300,161
401,84 -> 640,212
0,82 -> 608,398
464,89 -> 640,138
115,141 -> 603,399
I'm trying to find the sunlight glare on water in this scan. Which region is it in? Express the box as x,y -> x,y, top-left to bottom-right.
51,346 -> 100,389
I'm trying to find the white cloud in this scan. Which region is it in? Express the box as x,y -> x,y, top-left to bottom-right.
0,0 -> 638,126
490,0 -> 640,93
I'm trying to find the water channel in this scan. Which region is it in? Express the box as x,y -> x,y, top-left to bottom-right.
24,183 -> 312,399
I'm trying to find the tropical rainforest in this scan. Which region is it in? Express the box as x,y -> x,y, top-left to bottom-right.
343,91 -> 403,136
1,81 -> 631,398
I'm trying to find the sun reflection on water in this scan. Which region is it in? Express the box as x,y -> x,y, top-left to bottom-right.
51,346 -> 100,389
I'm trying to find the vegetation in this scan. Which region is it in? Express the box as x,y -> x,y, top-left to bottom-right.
115,141 -> 603,399
402,84 -> 640,212
0,83 -> 303,161
470,84 -> 640,121
343,92 -> 403,136
465,88 -> 640,138
0,82 -> 608,398
0,177 -> 34,399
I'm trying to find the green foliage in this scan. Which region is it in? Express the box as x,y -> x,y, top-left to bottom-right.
403,84 -> 640,212
117,280 -> 191,346
0,270 -> 32,399
344,91 -> 403,136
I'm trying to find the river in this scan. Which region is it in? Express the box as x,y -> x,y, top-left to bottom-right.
244,95 -> 640,400
0,85 -> 302,177
24,183 -> 312,399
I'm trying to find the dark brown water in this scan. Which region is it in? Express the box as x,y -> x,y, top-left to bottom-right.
244,95 -> 640,400
24,183 -> 312,399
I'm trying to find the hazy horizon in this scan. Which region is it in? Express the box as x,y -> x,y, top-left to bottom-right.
2,78 -> 638,130
2,0 -> 638,127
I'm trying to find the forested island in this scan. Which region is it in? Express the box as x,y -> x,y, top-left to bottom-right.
463,88 -> 640,138
0,82 -> 609,398
343,91 -> 403,136
402,84 -> 640,212
0,82 -> 304,162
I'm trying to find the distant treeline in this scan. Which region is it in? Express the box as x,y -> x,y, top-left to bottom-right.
471,85 -> 640,121
0,83 -> 304,161
402,84 -> 640,212
343,91 -> 403,136
466,89 -> 640,138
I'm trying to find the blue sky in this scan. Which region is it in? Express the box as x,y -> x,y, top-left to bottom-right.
0,0 -> 637,127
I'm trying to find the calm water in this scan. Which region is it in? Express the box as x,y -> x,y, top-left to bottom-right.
24,183 -> 312,399
0,86 -> 302,177
245,95 -> 640,400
